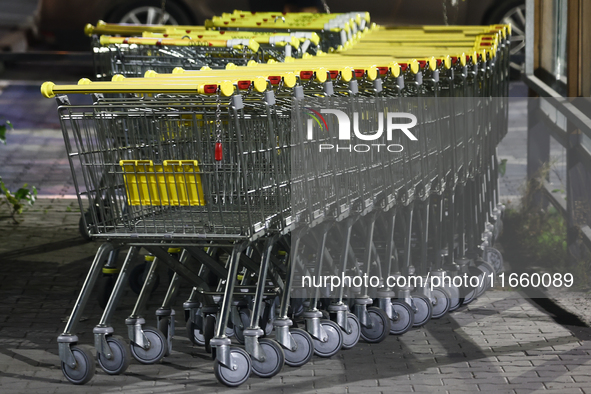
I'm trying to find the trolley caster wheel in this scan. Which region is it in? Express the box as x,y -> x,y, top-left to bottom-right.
213,347 -> 251,387
390,301 -> 414,335
186,319 -> 205,346
130,326 -> 168,364
97,274 -> 115,310
412,295 -> 433,327
341,312 -> 361,349
312,320 -> 343,358
461,287 -> 477,306
284,328 -> 314,367
476,259 -> 495,296
251,338 -> 285,378
97,335 -> 131,375
157,317 -> 174,356
484,246 -> 504,274
461,266 -> 484,305
233,309 -> 251,345
203,315 -> 216,354
431,287 -> 452,319
263,319 -> 274,337
359,307 -> 390,343
225,324 -> 235,339
129,262 -> 160,295
61,345 -> 95,385
447,283 -> 462,312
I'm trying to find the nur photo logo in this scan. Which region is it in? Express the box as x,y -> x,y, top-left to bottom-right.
305,108 -> 418,152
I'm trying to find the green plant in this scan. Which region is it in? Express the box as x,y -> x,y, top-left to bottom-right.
0,119 -> 12,144
501,162 -> 569,273
0,178 -> 38,223
498,158 -> 508,177
0,120 -> 38,223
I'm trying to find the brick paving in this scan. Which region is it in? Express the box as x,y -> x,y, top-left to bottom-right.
1,241 -> 591,394
1,249 -> 590,394
1,81 -> 591,393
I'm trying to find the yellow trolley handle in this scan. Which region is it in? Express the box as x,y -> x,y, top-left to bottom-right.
98,36 -> 261,52
144,70 -> 298,89
40,80 -> 235,98
84,20 -> 205,36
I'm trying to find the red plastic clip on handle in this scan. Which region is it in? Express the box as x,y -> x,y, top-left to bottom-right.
215,142 -> 223,161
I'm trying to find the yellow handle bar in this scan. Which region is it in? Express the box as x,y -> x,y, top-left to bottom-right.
99,36 -> 261,52
41,80 -> 235,98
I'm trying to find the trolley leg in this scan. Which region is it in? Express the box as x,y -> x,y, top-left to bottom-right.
328,217 -> 355,331
413,200 -> 434,301
274,230 -> 302,352
210,242 -> 247,369
375,207 -> 398,320
125,254 -> 160,350
273,229 -> 314,366
353,212 -> 377,329
397,205 -> 415,311
244,236 -> 276,360
303,223 -> 330,342
155,249 -> 191,355
58,243 -> 115,367
93,246 -> 139,361
441,184 -> 463,312
182,246 -> 216,331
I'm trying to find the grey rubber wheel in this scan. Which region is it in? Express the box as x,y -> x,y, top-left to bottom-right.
263,318 -> 274,337
157,316 -> 173,356
462,266 -> 485,305
225,325 -> 235,338
360,307 -> 390,343
412,296 -> 433,327
312,320 -> 343,358
446,282 -> 462,312
97,335 -> 130,375
341,313 -> 361,349
476,260 -> 495,296
203,315 -> 215,354
214,347 -> 251,387
61,345 -> 95,385
233,309 -> 250,345
283,328 -> 314,367
485,246 -> 504,274
431,287 -> 452,319
130,326 -> 168,364
251,338 -> 285,378
186,319 -> 205,346
390,301 -> 414,335
462,288 -> 477,305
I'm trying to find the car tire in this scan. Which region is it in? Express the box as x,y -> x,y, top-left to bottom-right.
484,0 -> 526,79
107,0 -> 194,26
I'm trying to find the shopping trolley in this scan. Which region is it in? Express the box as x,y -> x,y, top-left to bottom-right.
91,35 -> 263,79
205,11 -> 370,51
42,12 -> 511,388
42,76 -> 305,385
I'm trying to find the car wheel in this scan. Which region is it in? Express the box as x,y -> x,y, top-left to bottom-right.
485,0 -> 526,78
108,1 -> 193,26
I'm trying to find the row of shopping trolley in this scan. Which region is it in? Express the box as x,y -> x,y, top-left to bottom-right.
85,11 -> 367,79
42,12 -> 509,387
86,11 -> 509,80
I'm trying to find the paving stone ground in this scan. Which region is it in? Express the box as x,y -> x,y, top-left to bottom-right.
1,81 -> 591,393
1,246 -> 591,394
